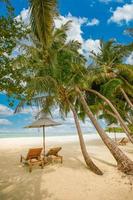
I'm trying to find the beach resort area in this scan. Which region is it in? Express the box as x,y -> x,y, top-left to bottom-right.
0,0 -> 133,200
0,134 -> 133,200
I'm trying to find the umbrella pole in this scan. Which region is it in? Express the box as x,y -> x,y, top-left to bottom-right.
114,130 -> 116,143
43,126 -> 45,155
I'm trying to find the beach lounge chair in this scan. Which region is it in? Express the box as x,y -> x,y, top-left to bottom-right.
20,148 -> 44,172
46,147 -> 63,163
118,137 -> 128,146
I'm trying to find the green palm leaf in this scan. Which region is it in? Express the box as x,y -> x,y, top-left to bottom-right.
29,0 -> 57,47
101,78 -> 123,98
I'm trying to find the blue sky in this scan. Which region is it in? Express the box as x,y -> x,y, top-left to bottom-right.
0,0 -> 133,135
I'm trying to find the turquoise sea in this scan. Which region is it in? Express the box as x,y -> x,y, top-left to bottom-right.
0,130 -> 94,138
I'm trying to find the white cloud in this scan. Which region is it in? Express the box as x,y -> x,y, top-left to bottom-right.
15,8 -> 30,25
87,18 -> 100,26
0,104 -> 13,116
54,13 -> 88,43
99,0 -> 111,4
0,119 -> 12,125
126,52 -> 133,65
82,39 -> 101,59
19,106 -> 38,114
15,106 -> 39,119
99,0 -> 124,3
54,14 -> 100,58
108,4 -> 133,24
16,10 -> 87,44
0,103 -> 39,118
16,9 -> 101,63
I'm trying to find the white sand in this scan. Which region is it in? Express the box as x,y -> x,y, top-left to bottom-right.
0,134 -> 133,200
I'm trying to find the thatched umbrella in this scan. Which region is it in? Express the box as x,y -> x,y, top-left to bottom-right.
25,116 -> 61,153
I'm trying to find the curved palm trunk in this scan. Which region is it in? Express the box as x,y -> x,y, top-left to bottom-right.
120,88 -> 133,110
86,88 -> 133,144
70,103 -> 103,175
76,87 -> 133,174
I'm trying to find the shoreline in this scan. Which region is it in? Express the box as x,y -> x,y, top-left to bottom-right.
0,132 -> 126,149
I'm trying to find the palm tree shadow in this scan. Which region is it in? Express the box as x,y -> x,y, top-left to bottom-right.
63,156 -> 87,170
91,155 -> 116,167
122,148 -> 133,154
74,157 -> 97,171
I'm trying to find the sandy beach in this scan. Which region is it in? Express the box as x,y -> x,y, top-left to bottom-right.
0,135 -> 133,200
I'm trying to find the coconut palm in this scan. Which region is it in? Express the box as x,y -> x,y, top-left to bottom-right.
69,101 -> 103,175
15,33 -> 133,174
89,40 -> 133,140
83,88 -> 133,143
41,89 -> 103,175
75,86 -> 133,174
90,39 -> 133,109
29,0 -> 57,47
14,24 -> 103,175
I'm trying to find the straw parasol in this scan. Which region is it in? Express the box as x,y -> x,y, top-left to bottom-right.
25,114 -> 61,153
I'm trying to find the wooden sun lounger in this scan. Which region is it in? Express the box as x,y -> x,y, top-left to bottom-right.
46,147 -> 63,163
20,148 -> 44,172
117,137 -> 128,146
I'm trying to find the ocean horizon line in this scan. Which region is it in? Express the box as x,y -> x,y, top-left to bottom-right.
0,132 -> 125,139
0,130 -> 95,138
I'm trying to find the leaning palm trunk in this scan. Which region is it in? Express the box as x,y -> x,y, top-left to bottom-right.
86,88 -> 133,144
70,103 -> 103,175
76,87 -> 133,174
120,88 -> 133,110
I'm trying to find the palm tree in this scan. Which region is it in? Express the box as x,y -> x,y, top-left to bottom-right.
14,24 -> 103,175
91,39 -> 133,108
16,36 -> 133,174
29,0 -> 57,47
83,88 -> 133,143
89,40 -> 133,138
75,86 -> 133,174
69,102 -> 103,175
120,87 -> 133,110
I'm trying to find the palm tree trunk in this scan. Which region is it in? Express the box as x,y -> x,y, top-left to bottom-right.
69,102 -> 103,175
86,88 -> 133,144
105,109 -> 118,120
76,87 -> 133,174
120,88 -> 133,110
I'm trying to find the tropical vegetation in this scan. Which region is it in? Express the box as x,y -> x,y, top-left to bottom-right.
0,0 -> 29,106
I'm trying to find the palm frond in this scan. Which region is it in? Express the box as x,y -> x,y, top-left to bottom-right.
29,0 -> 57,47
101,78 -> 123,98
